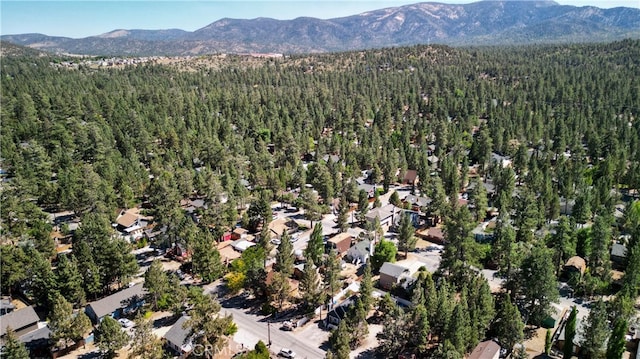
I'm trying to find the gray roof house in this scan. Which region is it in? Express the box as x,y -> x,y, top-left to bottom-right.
346,240 -> 373,265
379,262 -> 414,290
611,243 -> 627,266
85,284 -> 146,324
365,204 -> 402,230
164,316 -> 193,357
0,305 -> 40,340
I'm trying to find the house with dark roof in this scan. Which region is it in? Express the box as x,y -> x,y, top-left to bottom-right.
325,296 -> 356,330
402,170 -> 419,187
85,284 -> 146,324
164,316 -> 193,357
19,326 -> 51,356
0,306 -> 40,342
611,243 -> 627,267
468,340 -> 501,359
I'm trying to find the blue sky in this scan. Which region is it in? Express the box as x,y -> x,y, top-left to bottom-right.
2,0 -> 639,38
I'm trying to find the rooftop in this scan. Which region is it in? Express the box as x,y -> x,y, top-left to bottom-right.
0,306 -> 39,337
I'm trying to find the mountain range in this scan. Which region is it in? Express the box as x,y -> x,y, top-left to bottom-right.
2,0 -> 639,56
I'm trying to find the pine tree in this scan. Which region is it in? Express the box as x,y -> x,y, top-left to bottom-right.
563,306 -> 577,359
346,298 -> 369,348
589,215 -> 612,281
97,316 -> 129,358
324,249 -> 341,305
357,189 -> 370,225
129,315 -> 164,359
3,327 -> 30,359
411,303 -> 431,353
274,232 -> 294,277
518,244 -> 559,325
184,287 -> 235,353
606,319 -> 627,359
305,222 -> 324,265
359,261 -> 374,311
398,211 -> 417,258
329,320 -> 352,359
192,232 -> 225,283
495,294 -> 524,353
299,258 -> 322,311
447,294 -> 471,354
144,259 -> 169,310
580,299 -> 609,359
55,253 -> 86,306
336,195 -> 349,232
470,178 -> 488,221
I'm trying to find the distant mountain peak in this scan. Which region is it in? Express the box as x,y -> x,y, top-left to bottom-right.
1,1 -> 638,56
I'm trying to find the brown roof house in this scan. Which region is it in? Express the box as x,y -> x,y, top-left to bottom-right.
402,170 -> 419,187
468,340 -> 501,359
115,208 -> 145,240
564,256 -> 587,278
325,233 -> 354,256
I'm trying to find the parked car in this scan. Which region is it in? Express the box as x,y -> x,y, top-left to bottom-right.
118,318 -> 134,328
281,320 -> 295,331
271,238 -> 281,245
278,348 -> 296,358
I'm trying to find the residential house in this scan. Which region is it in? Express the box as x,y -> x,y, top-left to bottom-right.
231,239 -> 256,253
564,256 -> 586,277
468,340 -> 501,359
0,306 -> 40,341
357,182 -> 377,199
19,326 -> 51,357
427,155 -> 439,169
403,194 -> 431,212
491,152 -> 512,168
115,208 -> 146,240
416,226 -> 445,245
268,217 -> 298,240
379,262 -> 414,290
611,243 -> 627,267
365,204 -> 402,231
164,316 -> 193,357
326,233 -> 354,256
85,284 -> 146,324
556,315 -> 585,356
402,170 -> 419,187
231,227 -> 249,241
346,240 -> 373,265
325,296 -> 356,330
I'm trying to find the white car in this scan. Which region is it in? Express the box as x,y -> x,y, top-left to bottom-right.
118,318 -> 134,328
278,348 -> 296,358
271,238 -> 281,245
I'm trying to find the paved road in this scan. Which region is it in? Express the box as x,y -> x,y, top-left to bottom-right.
220,304 -> 326,359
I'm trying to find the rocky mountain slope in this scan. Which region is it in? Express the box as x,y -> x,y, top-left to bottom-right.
2,1 -> 639,55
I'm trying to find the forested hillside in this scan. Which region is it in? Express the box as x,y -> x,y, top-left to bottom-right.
1,39 -> 640,358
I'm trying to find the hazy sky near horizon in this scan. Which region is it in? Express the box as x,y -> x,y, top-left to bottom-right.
2,0 -> 639,38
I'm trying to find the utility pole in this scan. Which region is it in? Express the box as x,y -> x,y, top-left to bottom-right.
267,321 -> 271,347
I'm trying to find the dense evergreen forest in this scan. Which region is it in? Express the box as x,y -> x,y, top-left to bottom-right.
1,39 -> 640,358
